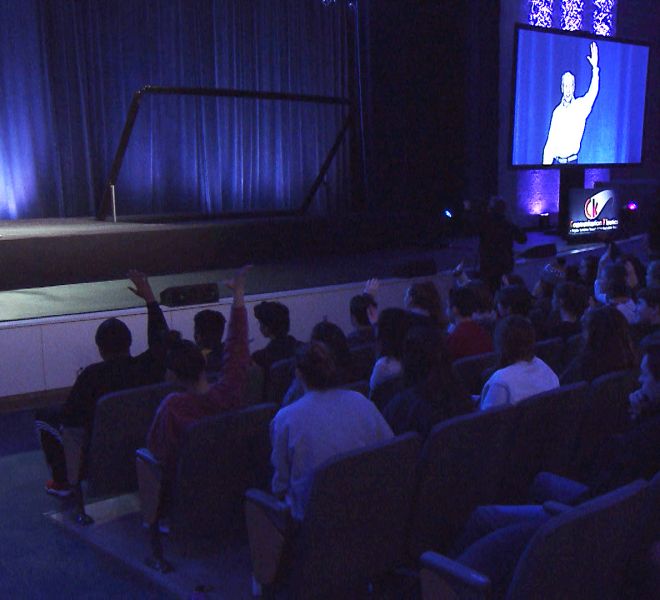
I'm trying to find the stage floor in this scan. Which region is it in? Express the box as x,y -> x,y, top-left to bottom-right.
0,215 -> 638,322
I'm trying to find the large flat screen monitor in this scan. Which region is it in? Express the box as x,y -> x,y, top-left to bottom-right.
511,25 -> 650,168
567,188 -> 619,238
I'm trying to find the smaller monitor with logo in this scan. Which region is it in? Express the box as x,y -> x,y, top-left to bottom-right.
567,188 -> 619,237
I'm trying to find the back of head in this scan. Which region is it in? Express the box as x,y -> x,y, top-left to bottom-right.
402,325 -> 444,387
465,279 -> 493,314
554,281 -> 588,319
95,318 -> 132,356
407,281 -> 444,326
350,293 -> 377,327
496,284 -> 532,317
166,339 -> 206,384
311,320 -> 350,367
449,286 -> 478,318
638,286 -> 660,310
295,341 -> 338,391
489,195 -> 507,217
254,301 -> 290,338
194,309 -> 226,350
377,308 -> 410,360
582,306 -> 635,373
494,315 -> 535,368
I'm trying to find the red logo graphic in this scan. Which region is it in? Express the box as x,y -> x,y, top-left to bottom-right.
584,190 -> 611,221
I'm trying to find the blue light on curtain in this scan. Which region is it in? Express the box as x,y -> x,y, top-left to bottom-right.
0,0 -> 349,219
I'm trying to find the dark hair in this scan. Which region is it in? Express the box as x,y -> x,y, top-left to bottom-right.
554,282 -> 588,319
295,341 -> 337,390
350,293 -> 377,327
645,345 -> 660,381
579,255 -> 599,288
578,306 -> 636,380
194,310 -> 226,350
377,308 -> 410,360
401,325 -> 470,416
495,284 -> 532,317
95,318 -> 132,355
494,315 -> 536,368
465,280 -> 493,314
620,254 -> 646,288
254,301 -> 290,338
311,320 -> 351,368
449,286 -> 478,318
407,281 -> 445,327
166,339 -> 206,384
638,286 -> 660,309
505,273 -> 526,287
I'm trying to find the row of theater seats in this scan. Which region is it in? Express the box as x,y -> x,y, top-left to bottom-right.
244,373 -> 655,598
60,366 -> 648,596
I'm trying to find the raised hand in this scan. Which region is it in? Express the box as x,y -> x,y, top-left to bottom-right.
224,265 -> 252,307
587,42 -> 598,69
127,269 -> 156,303
364,278 -> 379,298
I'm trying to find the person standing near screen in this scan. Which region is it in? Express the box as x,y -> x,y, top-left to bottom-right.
542,42 -> 599,165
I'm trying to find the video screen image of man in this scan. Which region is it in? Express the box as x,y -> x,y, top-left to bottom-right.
542,42 -> 599,165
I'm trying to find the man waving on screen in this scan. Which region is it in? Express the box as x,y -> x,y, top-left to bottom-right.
543,42 -> 599,165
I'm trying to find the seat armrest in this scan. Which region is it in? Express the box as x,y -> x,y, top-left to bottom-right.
420,551 -> 491,600
136,448 -> 164,526
245,488 -> 293,587
61,427 -> 87,486
529,471 -> 591,506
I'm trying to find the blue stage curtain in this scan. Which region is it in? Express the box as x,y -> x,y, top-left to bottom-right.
0,0 -> 349,219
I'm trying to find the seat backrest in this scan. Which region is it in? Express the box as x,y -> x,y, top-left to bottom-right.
409,405 -> 518,557
534,337 -> 563,374
506,479 -> 648,600
290,433 -> 421,598
266,357 -> 296,405
349,343 -> 377,381
171,403 -> 277,538
452,352 -> 497,396
87,382 -> 174,496
503,382 -> 589,501
573,369 -> 639,475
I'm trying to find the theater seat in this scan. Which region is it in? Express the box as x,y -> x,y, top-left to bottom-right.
245,433 -> 421,599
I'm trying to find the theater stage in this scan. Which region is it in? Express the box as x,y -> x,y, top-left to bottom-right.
0,213 -> 636,322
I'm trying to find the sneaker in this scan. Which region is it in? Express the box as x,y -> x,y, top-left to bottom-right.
45,479 -> 72,498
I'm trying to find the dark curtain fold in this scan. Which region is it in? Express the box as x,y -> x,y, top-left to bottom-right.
0,0 -> 349,219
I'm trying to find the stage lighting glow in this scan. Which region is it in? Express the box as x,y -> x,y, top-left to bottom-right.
444,209 -> 453,219
625,201 -> 638,211
561,0 -> 583,31
528,0 -> 554,28
593,0 -> 616,36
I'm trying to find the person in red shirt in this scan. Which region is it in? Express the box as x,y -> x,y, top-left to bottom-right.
145,265 -> 252,477
446,286 -> 493,361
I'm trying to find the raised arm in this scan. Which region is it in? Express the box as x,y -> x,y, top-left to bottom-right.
127,270 -> 169,350
206,265 -> 252,409
583,42 -> 600,111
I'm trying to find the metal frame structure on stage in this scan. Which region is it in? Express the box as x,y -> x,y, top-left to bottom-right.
96,85 -> 352,221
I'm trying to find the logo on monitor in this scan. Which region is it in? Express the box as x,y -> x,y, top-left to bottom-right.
584,190 -> 612,220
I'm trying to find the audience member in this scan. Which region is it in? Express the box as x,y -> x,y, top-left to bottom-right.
577,255 -> 599,292
560,306 -> 636,384
383,326 -> 472,436
404,281 -> 445,330
547,281 -> 588,340
251,301 -> 302,372
282,319 -> 354,406
446,287 -> 493,361
529,263 -> 565,339
477,196 -> 527,293
35,271 -> 170,497
369,308 -> 410,394
147,266 -> 251,479
347,292 -> 377,348
270,341 -> 393,519
480,316 -> 559,410
193,309 -> 226,372
494,284 -> 532,319
631,287 -> 660,346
